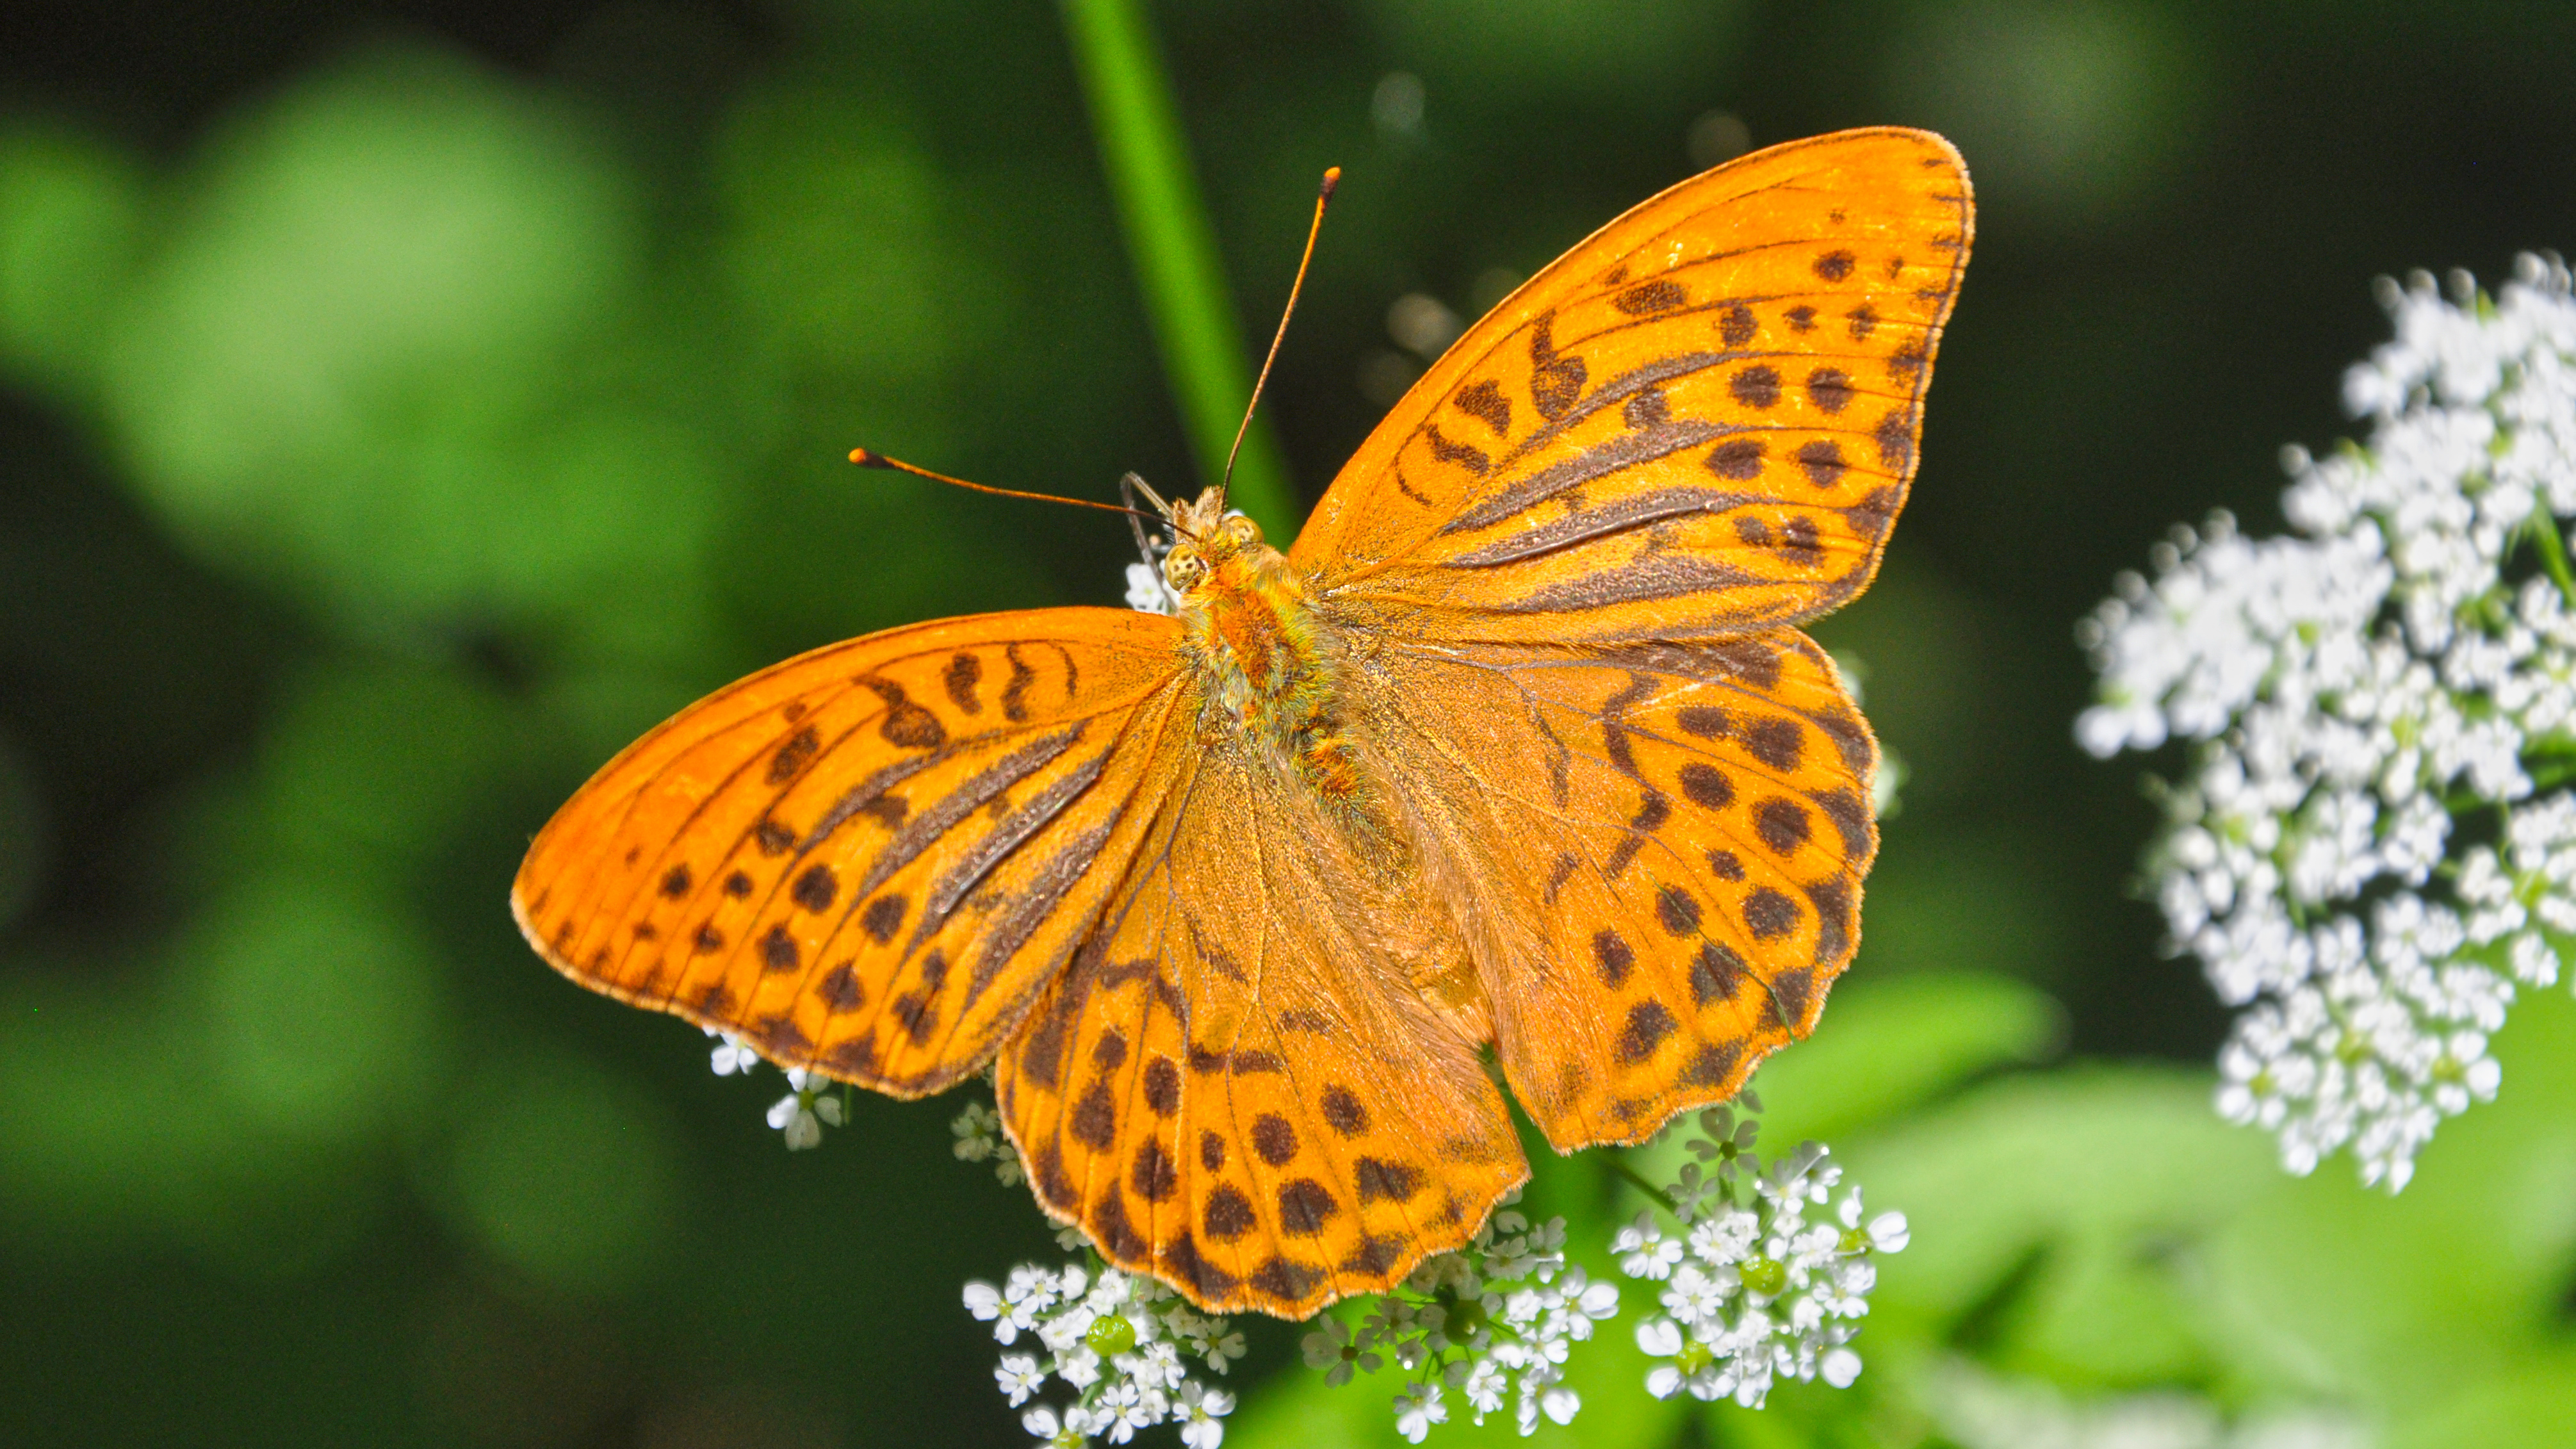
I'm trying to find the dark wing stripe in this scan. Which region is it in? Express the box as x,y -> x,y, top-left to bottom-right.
1443,418 -> 1736,535
965,823 -> 1118,1009
921,746 -> 1117,933
852,722 -> 1086,898
1441,487 -> 1768,566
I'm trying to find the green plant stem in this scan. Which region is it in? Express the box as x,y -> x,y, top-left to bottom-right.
1057,0 -> 1298,541
1608,1155 -> 1679,1215
2531,509 -> 2576,609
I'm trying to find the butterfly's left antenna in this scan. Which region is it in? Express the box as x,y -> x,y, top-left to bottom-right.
1216,165 -> 1341,514
847,448 -> 1157,523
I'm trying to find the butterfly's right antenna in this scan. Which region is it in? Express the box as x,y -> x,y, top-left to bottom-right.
1118,471 -> 1173,564
1216,166 -> 1340,514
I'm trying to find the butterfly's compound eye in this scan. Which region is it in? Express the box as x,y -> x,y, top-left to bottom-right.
1163,546 -> 1207,594
1220,514 -> 1263,548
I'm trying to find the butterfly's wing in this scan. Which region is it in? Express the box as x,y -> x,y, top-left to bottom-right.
996,724 -> 1524,1317
1364,630 -> 1875,1150
512,609 -> 1192,1097
1296,128 -> 1971,1149
1291,127 -> 1971,645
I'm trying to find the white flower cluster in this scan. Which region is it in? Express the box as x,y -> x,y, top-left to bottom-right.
952,1099 -> 1246,1446
967,1259 -> 1246,1448
1300,1188 -> 1620,1441
705,1028 -> 845,1150
1617,1099 -> 1905,1409
2079,256 -> 2576,1190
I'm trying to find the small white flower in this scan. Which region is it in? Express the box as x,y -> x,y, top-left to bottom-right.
1175,1381 -> 1234,1449
1392,1381 -> 1447,1443
705,1029 -> 758,1076
995,1353 -> 1047,1406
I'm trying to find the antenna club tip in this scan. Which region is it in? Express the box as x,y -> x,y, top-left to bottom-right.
1319,166 -> 1342,200
849,447 -> 889,468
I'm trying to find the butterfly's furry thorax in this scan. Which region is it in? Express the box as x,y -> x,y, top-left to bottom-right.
1167,505 -> 1373,819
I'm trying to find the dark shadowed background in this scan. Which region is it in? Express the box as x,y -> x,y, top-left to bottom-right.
5,3 -> 2575,1446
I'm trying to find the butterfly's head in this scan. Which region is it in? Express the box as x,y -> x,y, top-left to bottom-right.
1161,490 -> 1271,598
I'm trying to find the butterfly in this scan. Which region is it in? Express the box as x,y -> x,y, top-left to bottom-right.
512,127 -> 1972,1317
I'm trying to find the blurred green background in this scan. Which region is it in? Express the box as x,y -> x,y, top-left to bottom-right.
4,2 -> 2575,1446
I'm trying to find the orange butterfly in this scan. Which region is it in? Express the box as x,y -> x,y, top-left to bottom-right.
513,128 -> 1972,1317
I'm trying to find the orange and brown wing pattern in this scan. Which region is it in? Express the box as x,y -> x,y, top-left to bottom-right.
512,608 -> 1190,1097
1291,128 -> 1971,644
996,734 -> 1524,1317
1369,628 -> 1875,1151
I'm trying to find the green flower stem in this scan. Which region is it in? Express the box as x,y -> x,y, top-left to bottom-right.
1608,1154 -> 1681,1215
2531,508 -> 2576,609
1058,0 -> 1298,541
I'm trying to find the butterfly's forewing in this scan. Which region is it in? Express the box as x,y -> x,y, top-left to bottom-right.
1292,128 -> 1971,645
513,609 -> 1189,1096
1367,630 -> 1875,1149
995,732 -> 1523,1316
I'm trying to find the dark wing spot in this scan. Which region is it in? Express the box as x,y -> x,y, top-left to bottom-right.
696,984 -> 735,1017
1692,942 -> 1747,1005
1033,1144 -> 1077,1211
633,922 -> 657,942
1846,303 -> 1879,340
1706,848 -> 1745,881
1784,305 -> 1816,332
1355,1158 -> 1421,1204
1705,438 -> 1764,480
1615,279 -> 1687,314
1204,1183 -> 1255,1241
724,871 -> 754,898
1813,249 -> 1856,282
858,677 -> 945,750
1093,1186 -> 1147,1259
1677,705 -> 1728,737
1424,423 -> 1490,475
824,1032 -> 876,1074
1806,367 -> 1854,415
1454,378 -> 1512,435
1796,440 -> 1847,487
1200,1130 -> 1227,1171
1164,1233 -> 1239,1301
1528,314 -> 1587,420
1807,876 -> 1854,966
1718,302 -> 1756,347
1091,1028 -> 1129,1070
1875,411 -> 1915,469
1734,514 -> 1772,545
1772,967 -> 1816,1029
754,820 -> 795,855
1277,1179 -> 1339,1235
1617,1001 -> 1677,1063
1729,365 -> 1781,409
792,865 -> 838,913
1002,645 -> 1036,723
1782,516 -> 1823,562
1853,485 -> 1901,541
1677,762 -> 1734,810
1744,887 -> 1801,940
760,924 -> 800,972
1251,1114 -> 1298,1166
1683,1040 -> 1743,1086
1622,386 -> 1671,430
660,865 -> 693,899
860,894 -> 906,944
943,653 -> 983,714
1133,1140 -> 1178,1201
692,924 -> 724,954
1592,929 -> 1634,988
1342,1234 -> 1410,1277
1143,1057 -> 1180,1115
819,963 -> 865,1012
1070,1079 -> 1117,1149
1657,885 -> 1702,935
1743,717 -> 1804,769
1321,1086 -> 1369,1136
1889,339 -> 1928,384
1250,1258 -> 1324,1304
1755,799 -> 1812,855
889,989 -> 938,1043
767,726 -> 821,785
